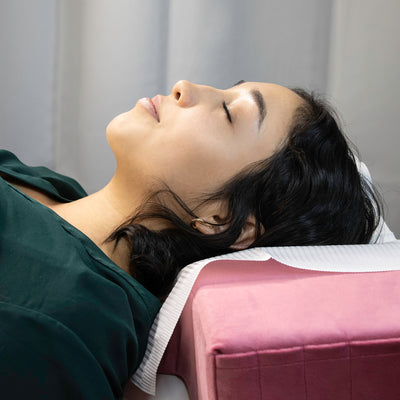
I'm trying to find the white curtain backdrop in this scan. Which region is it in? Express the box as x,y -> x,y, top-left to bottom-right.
327,0 -> 400,236
1,0 -> 399,235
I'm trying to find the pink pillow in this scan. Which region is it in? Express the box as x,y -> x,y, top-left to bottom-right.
159,258 -> 400,399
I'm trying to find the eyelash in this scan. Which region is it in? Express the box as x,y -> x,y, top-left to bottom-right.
223,101 -> 232,123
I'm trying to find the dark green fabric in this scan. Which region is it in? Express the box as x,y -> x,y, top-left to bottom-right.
0,150 -> 161,399
0,150 -> 87,201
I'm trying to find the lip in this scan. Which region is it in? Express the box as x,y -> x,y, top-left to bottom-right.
151,95 -> 162,121
137,97 -> 160,122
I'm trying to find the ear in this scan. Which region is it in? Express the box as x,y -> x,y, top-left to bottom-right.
191,217 -> 225,235
191,200 -> 228,235
230,215 -> 260,250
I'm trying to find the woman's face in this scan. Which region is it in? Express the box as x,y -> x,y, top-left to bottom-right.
107,80 -> 303,205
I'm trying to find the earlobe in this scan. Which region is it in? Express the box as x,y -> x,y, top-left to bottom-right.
230,215 -> 261,250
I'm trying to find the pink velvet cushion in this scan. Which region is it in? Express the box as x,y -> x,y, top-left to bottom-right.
159,258 -> 400,399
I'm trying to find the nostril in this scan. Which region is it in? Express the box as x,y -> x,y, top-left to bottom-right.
175,91 -> 181,101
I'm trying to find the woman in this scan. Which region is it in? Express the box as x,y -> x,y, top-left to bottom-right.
0,80 -> 381,399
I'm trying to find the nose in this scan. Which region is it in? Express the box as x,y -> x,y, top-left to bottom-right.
171,80 -> 198,107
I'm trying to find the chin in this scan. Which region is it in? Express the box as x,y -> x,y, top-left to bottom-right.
107,115 -> 149,160
107,112 -> 136,140
107,111 -> 129,132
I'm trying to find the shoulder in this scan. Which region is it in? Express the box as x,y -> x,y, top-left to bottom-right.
0,149 -> 87,201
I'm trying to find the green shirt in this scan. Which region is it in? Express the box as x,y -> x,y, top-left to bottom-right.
0,150 -> 161,399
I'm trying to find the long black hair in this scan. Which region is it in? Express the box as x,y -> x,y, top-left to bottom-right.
108,88 -> 382,299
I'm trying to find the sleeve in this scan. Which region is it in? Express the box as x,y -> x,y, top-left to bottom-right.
0,302 -> 117,400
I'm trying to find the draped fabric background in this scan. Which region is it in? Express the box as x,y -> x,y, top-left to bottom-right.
1,0 -> 399,235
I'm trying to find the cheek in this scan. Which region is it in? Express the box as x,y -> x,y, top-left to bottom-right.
156,134 -> 241,196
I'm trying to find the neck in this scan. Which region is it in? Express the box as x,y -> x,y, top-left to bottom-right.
51,175 -> 147,274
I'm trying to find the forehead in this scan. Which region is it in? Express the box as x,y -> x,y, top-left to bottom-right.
233,81 -> 303,108
233,82 -> 304,154
238,80 -> 303,117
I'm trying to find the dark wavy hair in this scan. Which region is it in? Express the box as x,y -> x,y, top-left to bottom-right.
108,88 -> 382,299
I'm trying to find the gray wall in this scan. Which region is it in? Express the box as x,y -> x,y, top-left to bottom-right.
0,0 -> 398,236
0,0 -> 55,166
327,0 -> 400,236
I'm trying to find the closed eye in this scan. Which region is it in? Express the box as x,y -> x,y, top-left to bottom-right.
223,101 -> 232,123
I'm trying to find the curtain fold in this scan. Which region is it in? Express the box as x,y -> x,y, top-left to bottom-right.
54,0 -> 333,193
166,0 -> 332,90
327,0 -> 400,236
1,0 -> 398,234
0,0 -> 55,167
54,0 -> 171,190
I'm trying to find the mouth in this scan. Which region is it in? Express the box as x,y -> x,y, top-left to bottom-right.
137,96 -> 160,122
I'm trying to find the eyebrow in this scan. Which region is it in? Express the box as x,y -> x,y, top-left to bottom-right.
231,80 -> 267,130
232,79 -> 246,87
251,89 -> 266,130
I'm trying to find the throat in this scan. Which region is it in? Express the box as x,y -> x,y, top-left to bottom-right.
50,195 -> 131,274
2,171 -> 136,276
